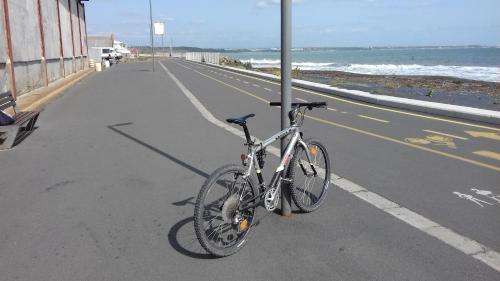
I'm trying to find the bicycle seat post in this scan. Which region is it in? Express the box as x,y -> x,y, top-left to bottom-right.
242,124 -> 253,145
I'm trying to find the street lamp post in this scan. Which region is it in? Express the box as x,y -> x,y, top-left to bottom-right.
281,0 -> 292,216
149,0 -> 154,71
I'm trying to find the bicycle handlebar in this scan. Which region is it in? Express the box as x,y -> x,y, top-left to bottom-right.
269,102 -> 327,109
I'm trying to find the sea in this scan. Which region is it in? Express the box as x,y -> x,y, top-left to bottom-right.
229,47 -> 500,83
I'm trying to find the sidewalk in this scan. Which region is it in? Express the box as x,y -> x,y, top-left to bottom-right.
5,68 -> 94,115
1,61 -> 497,281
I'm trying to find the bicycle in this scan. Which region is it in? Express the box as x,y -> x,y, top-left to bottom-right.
194,102 -> 331,257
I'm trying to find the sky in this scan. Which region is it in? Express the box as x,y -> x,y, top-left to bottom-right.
85,0 -> 500,48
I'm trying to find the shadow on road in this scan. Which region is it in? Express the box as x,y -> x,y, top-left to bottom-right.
107,123 -> 209,178
167,217 -> 216,259
107,123 -> 217,259
172,196 -> 196,207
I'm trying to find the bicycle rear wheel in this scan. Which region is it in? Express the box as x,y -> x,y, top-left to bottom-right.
287,139 -> 331,212
194,164 -> 258,257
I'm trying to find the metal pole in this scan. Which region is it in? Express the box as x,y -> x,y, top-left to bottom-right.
68,0 -> 76,73
149,0 -> 154,71
36,0 -> 49,86
2,0 -> 17,98
281,0 -> 292,217
169,37 -> 173,57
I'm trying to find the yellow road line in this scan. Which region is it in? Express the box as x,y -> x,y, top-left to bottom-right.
358,115 -> 390,123
473,151 -> 500,161
423,129 -> 469,140
305,115 -> 500,172
181,60 -> 500,132
173,61 -> 269,104
172,60 -> 500,173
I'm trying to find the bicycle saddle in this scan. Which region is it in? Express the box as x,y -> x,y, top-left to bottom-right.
226,114 -> 255,126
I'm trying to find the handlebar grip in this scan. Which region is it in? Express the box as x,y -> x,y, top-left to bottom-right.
311,102 -> 327,107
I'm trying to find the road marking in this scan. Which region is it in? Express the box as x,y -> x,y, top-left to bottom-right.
172,60 -> 500,173
160,61 -> 500,273
465,131 -> 500,141
253,84 -> 260,88
182,60 -> 500,132
453,192 -> 495,207
341,111 -> 349,114
327,107 -> 337,112
405,135 -> 457,149
172,62 -> 269,103
473,151 -> 500,161
471,188 -> 500,204
264,88 -> 272,92
305,115 -> 499,171
423,130 -> 469,140
296,98 -> 308,102
358,115 -> 390,123
243,81 -> 249,84
236,78 -> 241,81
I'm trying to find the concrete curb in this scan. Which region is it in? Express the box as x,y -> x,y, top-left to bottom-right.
8,69 -> 95,113
196,61 -> 500,125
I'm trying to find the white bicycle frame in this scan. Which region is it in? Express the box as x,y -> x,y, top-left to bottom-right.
242,125 -> 316,197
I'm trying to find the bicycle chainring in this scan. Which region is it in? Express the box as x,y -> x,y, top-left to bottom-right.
264,188 -> 279,211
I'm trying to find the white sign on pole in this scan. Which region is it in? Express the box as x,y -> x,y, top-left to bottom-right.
154,22 -> 165,35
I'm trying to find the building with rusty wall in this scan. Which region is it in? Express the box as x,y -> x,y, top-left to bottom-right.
0,0 -> 89,99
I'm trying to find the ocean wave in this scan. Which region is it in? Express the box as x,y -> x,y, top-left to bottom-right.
241,59 -> 500,82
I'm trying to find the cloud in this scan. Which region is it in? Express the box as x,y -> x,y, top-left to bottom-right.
256,0 -> 304,9
256,1 -> 269,8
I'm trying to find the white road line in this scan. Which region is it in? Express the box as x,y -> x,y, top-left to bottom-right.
358,114 -> 390,123
253,84 -> 260,87
296,98 -> 308,102
264,88 -> 272,92
159,60 -> 500,273
243,81 -> 249,84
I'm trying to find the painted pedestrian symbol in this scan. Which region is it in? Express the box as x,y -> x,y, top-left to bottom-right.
471,188 -> 500,204
453,192 -> 494,207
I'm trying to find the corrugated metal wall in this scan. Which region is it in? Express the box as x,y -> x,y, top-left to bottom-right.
0,0 -> 88,99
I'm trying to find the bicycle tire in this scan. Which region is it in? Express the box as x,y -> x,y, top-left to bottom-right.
286,139 -> 331,212
194,164 -> 258,257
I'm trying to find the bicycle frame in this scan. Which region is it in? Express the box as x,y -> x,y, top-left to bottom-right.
238,125 -> 317,211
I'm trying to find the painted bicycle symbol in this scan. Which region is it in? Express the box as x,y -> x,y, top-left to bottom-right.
453,188 -> 500,208
405,135 -> 456,149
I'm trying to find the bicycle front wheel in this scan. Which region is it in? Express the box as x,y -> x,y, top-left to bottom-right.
194,164 -> 258,257
287,139 -> 331,212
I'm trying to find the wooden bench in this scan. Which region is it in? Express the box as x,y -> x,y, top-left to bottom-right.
0,91 -> 41,150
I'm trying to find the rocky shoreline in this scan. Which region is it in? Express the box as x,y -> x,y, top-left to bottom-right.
220,54 -> 499,111
252,68 -> 500,111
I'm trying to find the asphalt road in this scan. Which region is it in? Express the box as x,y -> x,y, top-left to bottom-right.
0,59 -> 499,280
